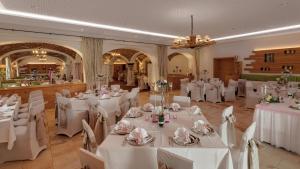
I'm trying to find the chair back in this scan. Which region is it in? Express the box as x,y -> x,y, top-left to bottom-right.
220,106 -> 236,147
82,120 -> 97,153
172,96 -> 191,107
111,84 -> 120,91
238,122 -> 258,169
157,148 -> 193,169
86,96 -> 100,129
57,97 -> 71,129
79,148 -> 105,169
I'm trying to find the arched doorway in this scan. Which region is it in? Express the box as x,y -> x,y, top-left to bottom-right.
103,48 -> 152,90
0,42 -> 83,85
167,52 -> 195,90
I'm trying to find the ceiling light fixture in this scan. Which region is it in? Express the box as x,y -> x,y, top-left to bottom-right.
171,15 -> 215,49
0,9 -> 179,39
213,24 -> 300,41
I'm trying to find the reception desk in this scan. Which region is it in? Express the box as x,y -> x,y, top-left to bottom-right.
0,83 -> 86,109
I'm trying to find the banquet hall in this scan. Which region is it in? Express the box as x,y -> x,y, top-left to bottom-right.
0,0 -> 300,169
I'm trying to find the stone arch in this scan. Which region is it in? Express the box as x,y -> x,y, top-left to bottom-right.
167,52 -> 196,77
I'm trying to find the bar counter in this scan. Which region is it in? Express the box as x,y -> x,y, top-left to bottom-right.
0,83 -> 86,109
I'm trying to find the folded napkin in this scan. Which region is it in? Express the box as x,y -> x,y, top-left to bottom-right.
143,103 -> 154,112
112,92 -> 120,97
191,105 -> 202,115
170,103 -> 181,112
127,107 -> 141,117
128,128 -> 149,144
114,120 -> 131,132
174,127 -> 190,144
100,94 -> 111,99
193,120 -> 209,134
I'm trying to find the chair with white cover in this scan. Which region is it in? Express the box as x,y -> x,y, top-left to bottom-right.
224,86 -> 236,102
93,106 -> 111,145
149,95 -> 164,106
79,148 -> 105,169
228,79 -> 238,93
56,97 -> 88,137
81,120 -> 98,153
127,87 -> 140,107
180,78 -> 189,96
157,148 -> 193,169
62,89 -> 71,98
206,84 -> 222,103
119,94 -> 130,116
172,96 -> 191,107
189,82 -> 204,102
110,84 -> 120,91
237,79 -> 246,97
219,106 -> 236,147
231,122 -> 259,169
86,96 -> 100,129
0,101 -> 47,163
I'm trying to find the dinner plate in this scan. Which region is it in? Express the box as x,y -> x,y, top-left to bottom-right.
125,112 -> 143,118
172,134 -> 200,146
113,125 -> 135,135
191,126 -> 215,136
126,135 -> 154,146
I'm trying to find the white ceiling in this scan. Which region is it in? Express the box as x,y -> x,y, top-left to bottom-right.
0,0 -> 300,44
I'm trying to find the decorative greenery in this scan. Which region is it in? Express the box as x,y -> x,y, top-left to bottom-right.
240,74 -> 300,82
261,94 -> 280,103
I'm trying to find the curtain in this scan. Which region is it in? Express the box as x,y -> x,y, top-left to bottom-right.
194,48 -> 201,80
157,45 -> 168,79
81,37 -> 103,89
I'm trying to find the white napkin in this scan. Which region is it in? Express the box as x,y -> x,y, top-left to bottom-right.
191,105 -> 202,115
143,103 -> 154,112
0,104 -> 10,112
86,89 -> 93,94
100,94 -> 111,99
112,92 -> 120,97
127,107 -> 140,117
114,120 -> 131,132
174,127 -> 190,144
128,128 -> 149,144
170,103 -> 181,112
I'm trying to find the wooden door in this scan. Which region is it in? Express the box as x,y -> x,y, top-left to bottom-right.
214,57 -> 240,86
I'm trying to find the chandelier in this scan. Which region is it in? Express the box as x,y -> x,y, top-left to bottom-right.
171,15 -> 215,49
32,48 -> 47,62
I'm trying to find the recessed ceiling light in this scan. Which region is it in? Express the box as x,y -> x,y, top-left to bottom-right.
0,9 -> 180,39
213,24 -> 300,41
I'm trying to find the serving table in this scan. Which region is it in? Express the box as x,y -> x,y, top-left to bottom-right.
97,108 -> 233,169
254,102 -> 300,154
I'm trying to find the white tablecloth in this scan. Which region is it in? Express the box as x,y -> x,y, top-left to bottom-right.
0,105 -> 17,150
70,92 -> 128,124
254,103 -> 300,154
97,109 -> 233,169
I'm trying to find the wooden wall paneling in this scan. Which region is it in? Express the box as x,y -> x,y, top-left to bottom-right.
244,47 -> 300,73
214,57 -> 239,85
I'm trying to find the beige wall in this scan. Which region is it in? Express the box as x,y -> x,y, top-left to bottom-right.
168,54 -> 190,75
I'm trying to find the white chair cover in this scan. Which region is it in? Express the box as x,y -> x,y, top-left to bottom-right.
190,81 -> 205,101
172,96 -> 191,107
233,122 -> 259,169
127,87 -> 140,107
110,84 -> 120,91
180,78 -> 189,96
0,103 -> 47,163
79,148 -> 105,169
56,97 -> 88,137
224,86 -> 236,102
93,106 -> 110,145
157,148 -> 193,169
245,83 -> 260,109
82,120 -> 97,153
219,106 -> 236,147
86,96 -> 100,129
206,84 -> 222,103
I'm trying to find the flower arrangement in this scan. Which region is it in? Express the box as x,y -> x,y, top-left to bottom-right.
261,94 -> 279,103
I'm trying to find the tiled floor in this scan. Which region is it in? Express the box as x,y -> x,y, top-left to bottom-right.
1,91 -> 299,169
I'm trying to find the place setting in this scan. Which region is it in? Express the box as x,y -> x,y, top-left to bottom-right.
122,128 -> 155,147
169,127 -> 200,147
